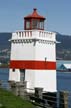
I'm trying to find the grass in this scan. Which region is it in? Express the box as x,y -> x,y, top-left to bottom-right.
0,88 -> 35,108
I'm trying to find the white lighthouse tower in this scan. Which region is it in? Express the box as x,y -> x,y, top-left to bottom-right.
9,9 -> 57,92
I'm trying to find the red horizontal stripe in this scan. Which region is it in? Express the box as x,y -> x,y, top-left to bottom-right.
10,60 -> 56,70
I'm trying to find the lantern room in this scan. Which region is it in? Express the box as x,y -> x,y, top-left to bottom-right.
24,8 -> 45,30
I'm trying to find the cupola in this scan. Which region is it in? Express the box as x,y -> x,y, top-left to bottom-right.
24,8 -> 45,30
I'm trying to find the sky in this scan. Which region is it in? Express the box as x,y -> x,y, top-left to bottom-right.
0,0 -> 71,35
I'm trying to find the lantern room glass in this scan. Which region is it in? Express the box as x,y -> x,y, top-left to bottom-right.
25,19 -> 44,30
32,19 -> 44,29
26,20 -> 30,29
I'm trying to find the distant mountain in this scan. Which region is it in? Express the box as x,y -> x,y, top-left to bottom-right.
0,33 -> 12,50
56,33 -> 71,60
56,33 -> 71,50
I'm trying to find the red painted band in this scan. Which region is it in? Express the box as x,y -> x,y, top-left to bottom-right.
10,60 -> 56,70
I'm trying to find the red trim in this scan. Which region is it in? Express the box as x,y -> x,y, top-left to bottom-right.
10,60 -> 56,70
24,8 -> 45,19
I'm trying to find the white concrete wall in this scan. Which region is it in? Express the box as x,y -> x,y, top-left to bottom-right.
25,70 -> 57,92
11,30 -> 56,61
35,70 -> 57,92
9,30 -> 56,92
10,41 -> 56,61
10,42 -> 35,60
9,69 -> 20,82
10,30 -> 56,61
25,70 -> 35,89
9,69 -> 57,92
35,42 -> 56,61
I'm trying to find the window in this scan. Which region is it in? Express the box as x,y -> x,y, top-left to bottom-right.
40,20 -> 44,29
32,19 -> 44,29
26,21 -> 30,29
20,69 -> 25,82
32,19 -> 39,29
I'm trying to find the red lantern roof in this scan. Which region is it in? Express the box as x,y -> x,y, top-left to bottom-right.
24,8 -> 45,20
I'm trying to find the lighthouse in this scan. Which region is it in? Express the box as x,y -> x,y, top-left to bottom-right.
9,9 -> 57,92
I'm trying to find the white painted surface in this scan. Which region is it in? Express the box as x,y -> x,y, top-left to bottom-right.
9,69 -> 57,92
25,70 -> 57,92
25,70 -> 35,89
9,30 -> 57,92
9,69 -> 20,82
11,42 -> 56,61
10,31 -> 56,61
35,70 -> 57,92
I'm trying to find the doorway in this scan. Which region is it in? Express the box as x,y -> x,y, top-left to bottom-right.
20,69 -> 25,82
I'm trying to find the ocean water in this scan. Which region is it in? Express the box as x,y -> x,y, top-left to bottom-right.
57,60 -> 71,91
0,68 -> 9,81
